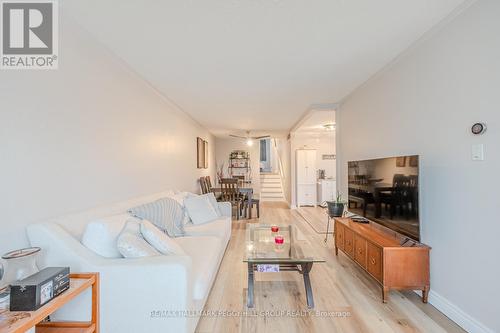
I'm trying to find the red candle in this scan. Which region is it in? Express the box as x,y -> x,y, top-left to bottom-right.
274,235 -> 284,244
271,225 -> 279,233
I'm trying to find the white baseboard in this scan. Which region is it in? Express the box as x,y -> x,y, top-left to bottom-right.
425,290 -> 494,333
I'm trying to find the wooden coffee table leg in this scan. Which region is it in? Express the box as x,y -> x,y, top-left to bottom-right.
247,263 -> 254,308
301,263 -> 315,308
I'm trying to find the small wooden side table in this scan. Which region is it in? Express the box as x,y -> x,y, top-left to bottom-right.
0,273 -> 99,333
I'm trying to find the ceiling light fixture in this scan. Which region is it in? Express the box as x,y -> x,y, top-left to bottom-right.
323,123 -> 336,131
246,138 -> 254,146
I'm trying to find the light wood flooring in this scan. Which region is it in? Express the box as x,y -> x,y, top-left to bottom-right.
196,202 -> 464,333
296,206 -> 333,234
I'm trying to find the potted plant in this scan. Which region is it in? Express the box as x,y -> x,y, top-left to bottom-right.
327,191 -> 346,217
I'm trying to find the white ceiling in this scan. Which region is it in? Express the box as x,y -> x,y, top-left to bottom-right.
64,0 -> 466,136
295,110 -> 336,134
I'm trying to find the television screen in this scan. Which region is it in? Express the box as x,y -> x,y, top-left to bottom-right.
348,155 -> 420,241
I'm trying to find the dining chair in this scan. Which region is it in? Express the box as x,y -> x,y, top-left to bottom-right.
206,175 -> 221,200
205,176 -> 213,192
241,194 -> 260,219
199,177 -> 208,194
220,178 -> 243,220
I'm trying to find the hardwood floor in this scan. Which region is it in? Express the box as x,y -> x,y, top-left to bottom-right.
196,202 -> 464,333
296,206 -> 333,234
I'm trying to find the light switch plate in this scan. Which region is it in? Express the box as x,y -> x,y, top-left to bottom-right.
471,144 -> 484,161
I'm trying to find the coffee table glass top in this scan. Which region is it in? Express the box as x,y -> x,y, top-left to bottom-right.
244,224 -> 324,263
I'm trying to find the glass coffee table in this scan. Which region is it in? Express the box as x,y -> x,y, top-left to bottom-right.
244,224 -> 325,308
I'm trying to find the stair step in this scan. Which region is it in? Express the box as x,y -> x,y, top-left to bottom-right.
260,192 -> 284,197
261,190 -> 283,195
260,183 -> 281,188
260,175 -> 281,179
261,179 -> 281,183
261,198 -> 286,202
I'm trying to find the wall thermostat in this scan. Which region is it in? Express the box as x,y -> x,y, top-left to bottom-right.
471,122 -> 487,135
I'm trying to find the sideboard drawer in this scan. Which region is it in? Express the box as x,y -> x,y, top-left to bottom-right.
344,228 -> 354,258
354,235 -> 367,269
367,242 -> 383,282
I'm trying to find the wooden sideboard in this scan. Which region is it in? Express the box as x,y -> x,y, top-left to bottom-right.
334,218 -> 430,303
0,273 -> 99,333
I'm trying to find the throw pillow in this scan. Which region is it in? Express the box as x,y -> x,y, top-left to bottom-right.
81,214 -> 133,258
128,197 -> 185,237
206,192 -> 222,217
117,220 -> 160,258
184,193 -> 219,225
140,220 -> 185,255
167,191 -> 196,225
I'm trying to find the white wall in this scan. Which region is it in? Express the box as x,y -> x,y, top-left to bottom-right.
214,137 -> 261,192
290,133 -> 336,207
274,138 -> 291,204
337,1 -> 499,332
0,15 -> 214,263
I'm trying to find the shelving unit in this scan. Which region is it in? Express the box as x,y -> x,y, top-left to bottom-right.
228,150 -> 251,183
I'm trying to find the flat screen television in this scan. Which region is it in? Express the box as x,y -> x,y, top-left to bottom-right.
347,155 -> 420,241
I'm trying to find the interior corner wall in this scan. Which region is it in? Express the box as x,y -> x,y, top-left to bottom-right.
0,14 -> 215,260
337,1 -> 499,332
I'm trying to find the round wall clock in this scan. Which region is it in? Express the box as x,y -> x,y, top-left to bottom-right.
471,122 -> 487,135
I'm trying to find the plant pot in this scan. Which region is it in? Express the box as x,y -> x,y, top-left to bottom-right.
327,201 -> 345,217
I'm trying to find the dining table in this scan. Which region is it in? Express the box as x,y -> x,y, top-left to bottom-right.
211,185 -> 256,219
348,182 -> 394,218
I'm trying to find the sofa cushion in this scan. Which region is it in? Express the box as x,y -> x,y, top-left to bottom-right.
140,220 -> 185,255
117,220 -> 160,258
129,197 -> 185,237
166,192 -> 196,225
81,214 -> 133,258
175,236 -> 222,300
184,194 -> 219,225
183,217 -> 231,242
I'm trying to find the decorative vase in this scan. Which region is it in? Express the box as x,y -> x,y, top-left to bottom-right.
1,247 -> 41,285
327,201 -> 345,217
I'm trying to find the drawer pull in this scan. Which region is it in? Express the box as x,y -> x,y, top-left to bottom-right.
358,248 -> 363,254
371,258 -> 376,265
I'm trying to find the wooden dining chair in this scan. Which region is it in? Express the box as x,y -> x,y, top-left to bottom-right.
206,175 -> 221,200
220,178 -> 243,220
199,177 -> 209,194
242,194 -> 260,218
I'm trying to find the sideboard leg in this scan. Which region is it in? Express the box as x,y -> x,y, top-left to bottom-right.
382,286 -> 389,303
422,286 -> 430,303
334,246 -> 338,256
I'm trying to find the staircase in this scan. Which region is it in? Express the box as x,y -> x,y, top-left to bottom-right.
260,172 -> 285,202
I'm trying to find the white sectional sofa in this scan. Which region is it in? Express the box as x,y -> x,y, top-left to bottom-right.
26,190 -> 232,333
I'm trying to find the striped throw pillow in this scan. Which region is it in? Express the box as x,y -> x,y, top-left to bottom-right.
128,197 -> 185,237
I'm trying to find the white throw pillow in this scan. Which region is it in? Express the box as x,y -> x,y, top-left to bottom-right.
167,192 -> 196,225
184,194 -> 219,225
117,220 -> 160,258
128,197 -> 185,237
206,192 -> 222,217
140,220 -> 185,255
81,214 -> 133,258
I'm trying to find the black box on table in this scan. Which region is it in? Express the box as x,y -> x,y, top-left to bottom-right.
10,267 -> 70,311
